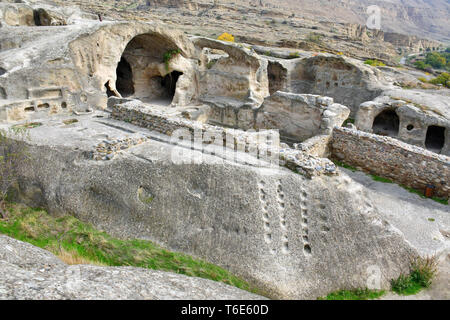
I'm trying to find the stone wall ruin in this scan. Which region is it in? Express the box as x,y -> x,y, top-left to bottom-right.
331,127 -> 450,198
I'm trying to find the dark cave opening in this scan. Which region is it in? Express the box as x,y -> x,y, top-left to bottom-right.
115,57 -> 134,98
105,81 -> 117,98
425,125 -> 446,153
33,9 -> 51,26
372,109 -> 400,137
268,61 -> 287,95
161,71 -> 183,100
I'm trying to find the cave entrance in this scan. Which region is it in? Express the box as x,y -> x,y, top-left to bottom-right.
268,61 -> 288,95
162,71 -> 183,100
372,109 -> 400,137
425,125 -> 445,153
115,33 -> 184,106
33,9 -> 51,26
0,87 -> 6,100
116,57 -> 134,97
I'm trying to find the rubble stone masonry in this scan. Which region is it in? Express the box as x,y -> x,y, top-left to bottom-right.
331,127 -> 450,198
111,101 -> 339,178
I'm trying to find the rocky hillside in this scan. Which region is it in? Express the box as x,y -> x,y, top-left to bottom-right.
38,0 -> 444,64
254,0 -> 450,42
75,0 -> 449,42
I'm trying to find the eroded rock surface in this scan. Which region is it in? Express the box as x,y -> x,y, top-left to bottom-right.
0,235 -> 264,300
0,0 -> 448,301
1,113 -> 417,299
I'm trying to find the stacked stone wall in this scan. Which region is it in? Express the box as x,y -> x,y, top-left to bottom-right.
332,127 -> 450,198
111,101 -> 338,178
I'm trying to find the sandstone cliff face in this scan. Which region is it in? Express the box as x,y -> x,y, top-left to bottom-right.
254,0 -> 450,41
342,23 -> 441,53
384,32 -> 442,52
141,0 -> 199,11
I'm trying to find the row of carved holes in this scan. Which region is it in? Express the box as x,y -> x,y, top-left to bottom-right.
24,102 -> 67,112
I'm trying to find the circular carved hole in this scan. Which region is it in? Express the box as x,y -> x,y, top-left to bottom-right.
61,102 -> 67,109
407,124 -> 414,131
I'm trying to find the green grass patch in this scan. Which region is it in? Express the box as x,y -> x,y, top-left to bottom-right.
370,175 -> 393,183
343,118 -> 355,126
332,160 -> 357,172
391,256 -> 437,296
0,203 -> 260,295
400,185 -> 448,205
322,256 -> 437,299
319,288 -> 386,300
13,122 -> 42,129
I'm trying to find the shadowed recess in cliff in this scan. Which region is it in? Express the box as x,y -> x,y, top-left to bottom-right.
116,33 -> 184,105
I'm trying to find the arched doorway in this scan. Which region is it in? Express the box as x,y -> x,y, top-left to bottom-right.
425,126 -> 445,153
372,109 -> 400,137
114,33 -> 183,106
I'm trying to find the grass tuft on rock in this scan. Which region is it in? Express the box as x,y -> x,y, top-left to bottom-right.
390,256 -> 438,296
0,202 -> 258,295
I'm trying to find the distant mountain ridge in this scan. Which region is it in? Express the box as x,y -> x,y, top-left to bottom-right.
262,0 -> 450,42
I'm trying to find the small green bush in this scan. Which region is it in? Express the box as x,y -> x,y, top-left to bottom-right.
343,118 -> 355,126
332,160 -> 357,172
414,60 -> 432,70
391,256 -> 437,295
391,274 -> 416,294
410,256 -> 437,288
364,59 -> 386,67
429,72 -> 450,88
163,49 -> 181,71
417,77 -> 428,83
